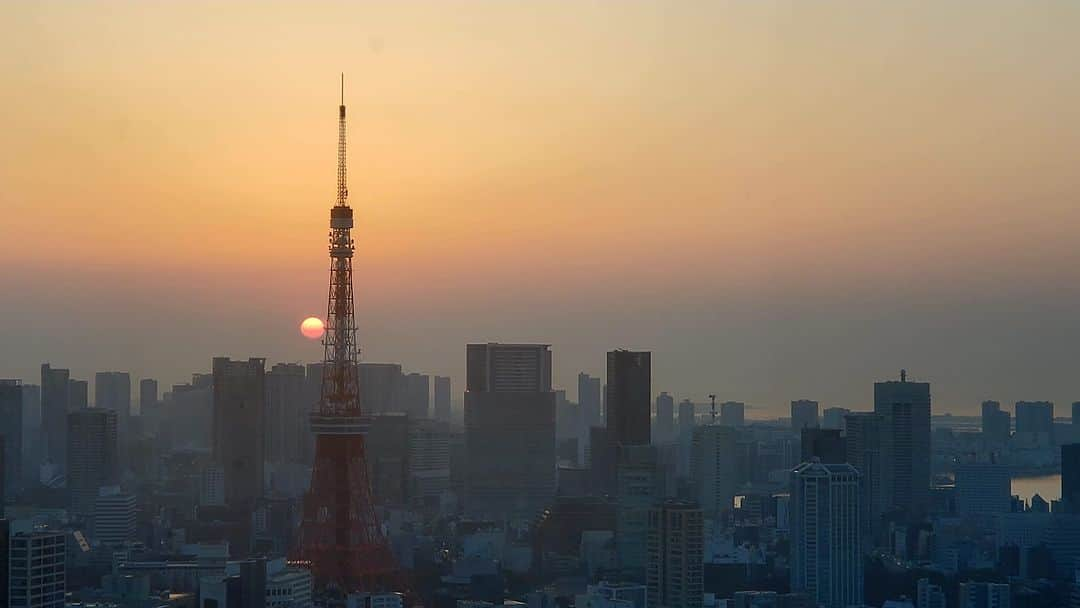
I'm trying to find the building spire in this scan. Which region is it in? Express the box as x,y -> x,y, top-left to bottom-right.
337,74 -> 348,208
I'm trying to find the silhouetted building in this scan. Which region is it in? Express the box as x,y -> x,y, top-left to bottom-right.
692,424 -> 737,522
800,428 -> 846,464
616,444 -> 657,581
265,363 -> 306,465
822,407 -> 849,430
720,401 -> 745,427
791,400 -> 819,430
366,413 -> 411,505
955,459 -> 1011,514
647,500 -> 703,608
654,392 -> 674,444
790,461 -> 863,608
677,399 -> 695,476
212,357 -> 266,508
139,378 -> 158,415
358,362 -> 402,415
579,373 -> 603,431
1074,402 -> 1080,426
0,380 -> 23,499
68,378 -> 88,410
400,372 -> 429,419
875,370 -> 931,516
408,418 -> 450,508
607,350 -> 651,448
67,408 -> 118,518
844,412 -> 882,542
95,371 -> 131,435
434,375 -> 451,422
464,343 -> 555,519
1063,443 -> 1080,513
1016,401 -> 1054,440
41,364 -> 70,467
982,400 -> 1011,445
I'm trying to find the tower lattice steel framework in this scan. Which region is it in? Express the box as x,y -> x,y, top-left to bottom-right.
294,77 -> 399,592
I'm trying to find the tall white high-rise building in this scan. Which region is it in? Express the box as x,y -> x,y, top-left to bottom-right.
790,461 -> 863,608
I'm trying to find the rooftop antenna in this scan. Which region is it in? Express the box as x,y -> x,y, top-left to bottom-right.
708,394 -> 717,424
340,72 -> 344,105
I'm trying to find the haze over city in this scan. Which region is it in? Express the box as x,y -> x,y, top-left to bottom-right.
4,3 -> 1080,412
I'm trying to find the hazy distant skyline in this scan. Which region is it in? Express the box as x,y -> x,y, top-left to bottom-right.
3,3 -> 1080,415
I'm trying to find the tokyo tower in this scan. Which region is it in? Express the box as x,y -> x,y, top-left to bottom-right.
295,76 -> 398,591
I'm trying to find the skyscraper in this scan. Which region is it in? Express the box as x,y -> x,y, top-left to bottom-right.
68,378 -> 88,410
408,418 -> 451,508
40,364 -> 70,467
212,356 -> 266,508
0,379 -> 23,499
1015,401 -> 1054,440
1063,443 -> 1080,513
67,408 -> 118,518
358,362 -> 402,414
844,412 -> 882,540
579,372 -> 603,431
1074,401 -> 1080,426
400,372 -> 430,419
821,406 -> 849,430
433,375 -> 451,422
790,461 -> 863,608
720,401 -> 745,427
265,363 -> 306,465
982,400 -> 1011,445
874,370 -> 931,516
646,500 -> 704,608
800,428 -> 846,464
606,350 -> 651,448
790,399 -> 819,430
691,424 -> 738,522
616,443 -> 658,581
654,392 -> 674,444
464,342 -> 555,519
955,458 -> 1011,515
677,399 -> 695,476
139,378 -> 158,416
94,371 -> 131,435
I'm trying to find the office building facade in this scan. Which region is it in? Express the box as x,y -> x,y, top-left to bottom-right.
790,462 -> 863,608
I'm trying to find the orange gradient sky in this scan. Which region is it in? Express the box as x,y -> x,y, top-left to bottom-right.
3,2 -> 1080,413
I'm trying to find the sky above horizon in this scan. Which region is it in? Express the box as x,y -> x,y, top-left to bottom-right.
3,2 -> 1080,415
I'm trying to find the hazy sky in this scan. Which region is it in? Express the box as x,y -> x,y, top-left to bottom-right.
3,2 -> 1080,415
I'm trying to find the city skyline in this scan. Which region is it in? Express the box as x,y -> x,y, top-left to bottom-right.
5,3 -> 1080,415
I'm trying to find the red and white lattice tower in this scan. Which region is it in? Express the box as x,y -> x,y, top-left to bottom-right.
294,77 -> 398,592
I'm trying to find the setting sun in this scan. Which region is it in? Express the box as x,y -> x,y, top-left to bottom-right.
300,316 -> 325,340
